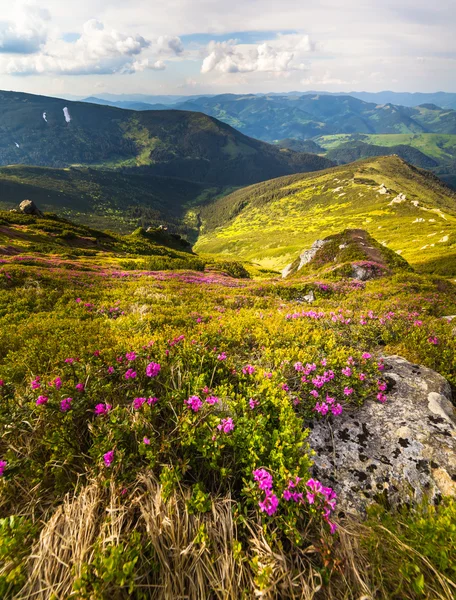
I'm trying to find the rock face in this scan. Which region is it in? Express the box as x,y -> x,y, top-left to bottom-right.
19,200 -> 43,217
308,356 -> 456,516
282,239 -> 328,278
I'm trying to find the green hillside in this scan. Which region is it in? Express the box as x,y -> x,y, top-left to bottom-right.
0,165 -> 211,234
195,156 -> 456,276
0,90 -> 333,187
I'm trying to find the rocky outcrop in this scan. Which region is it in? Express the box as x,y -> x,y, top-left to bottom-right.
19,200 -> 43,217
282,239 -> 328,278
308,356 -> 456,516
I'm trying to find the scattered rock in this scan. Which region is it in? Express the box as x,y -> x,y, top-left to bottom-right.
308,356 -> 456,516
378,183 -> 390,195
19,200 -> 43,217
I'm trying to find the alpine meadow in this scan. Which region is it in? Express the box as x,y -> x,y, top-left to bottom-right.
0,1 -> 455,599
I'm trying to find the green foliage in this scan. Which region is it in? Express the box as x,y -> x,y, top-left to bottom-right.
0,517 -> 38,597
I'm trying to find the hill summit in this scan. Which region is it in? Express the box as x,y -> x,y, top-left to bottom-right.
282,229 -> 413,278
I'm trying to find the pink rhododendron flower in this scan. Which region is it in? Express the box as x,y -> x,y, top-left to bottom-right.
428,336 -> 439,345
331,403 -> 343,416
359,373 -> 366,381
217,352 -> 227,361
242,365 -> 255,375
133,397 -> 146,410
361,353 -> 372,360
253,468 -> 273,491
206,395 -> 219,405
53,377 -> 62,390
94,403 -> 111,416
147,397 -> 158,406
0,460 -> 6,476
249,398 -> 259,409
103,450 -> 114,467
143,437 -> 151,445
125,369 -> 137,379
126,352 -> 137,361
377,392 -> 387,403
60,397 -> 72,412
0,380 -> 3,387
146,362 -> 161,377
217,417 -> 234,433
343,387 -> 353,396
185,395 -> 202,412
108,366 -> 114,374
258,492 -> 279,516
75,383 -> 85,392
342,367 -> 352,377
36,395 -> 48,406
31,377 -> 41,390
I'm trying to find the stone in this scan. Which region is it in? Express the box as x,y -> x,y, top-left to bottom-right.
308,356 -> 456,516
282,239 -> 328,278
18,200 -> 43,217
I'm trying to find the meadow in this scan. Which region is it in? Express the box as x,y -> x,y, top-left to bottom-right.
0,222 -> 455,598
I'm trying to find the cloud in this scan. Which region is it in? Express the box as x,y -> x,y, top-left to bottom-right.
131,58 -> 166,72
201,35 -> 312,74
4,19 -> 153,75
0,4 -> 50,54
156,35 -> 184,55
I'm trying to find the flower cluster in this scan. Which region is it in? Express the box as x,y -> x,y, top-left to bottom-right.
252,469 -> 279,516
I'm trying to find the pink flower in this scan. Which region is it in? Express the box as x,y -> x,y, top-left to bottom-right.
0,460 -> 6,476
428,336 -> 439,345
377,381 -> 387,391
125,369 -> 137,379
342,367 -> 352,377
359,373 -> 366,381
76,298 -> 82,303
125,352 -> 137,361
343,387 -> 353,396
217,352 -> 227,361
108,366 -> 114,374
361,353 -> 372,360
147,397 -> 158,406
331,403 -> 343,416
143,437 -> 151,445
36,395 -> 48,406
314,402 -> 329,415
377,392 -> 387,403
258,492 -> 279,516
217,417 -> 234,433
414,320 -> 423,327
206,395 -> 219,405
75,383 -> 85,392
53,377 -> 62,390
263,372 -> 272,379
185,395 -> 202,412
60,397 -> 72,412
310,389 -> 319,398
242,365 -> 255,375
65,358 -> 76,364
103,450 -> 114,467
253,468 -> 273,491
94,403 -> 112,416
31,377 -> 41,390
146,362 -> 161,377
249,398 -> 259,409
0,380 -> 3,387
133,397 -> 146,410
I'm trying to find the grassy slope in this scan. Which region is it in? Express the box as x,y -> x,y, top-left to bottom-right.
0,165 -> 211,234
195,156 -> 456,275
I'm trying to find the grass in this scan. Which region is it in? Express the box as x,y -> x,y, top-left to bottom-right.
195,156 -> 456,276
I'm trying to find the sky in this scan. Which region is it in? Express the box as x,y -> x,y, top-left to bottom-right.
0,0 -> 455,97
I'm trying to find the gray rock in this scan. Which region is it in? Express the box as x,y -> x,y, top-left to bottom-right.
19,200 -> 43,217
351,264 -> 376,280
308,356 -> 456,516
282,239 -> 328,278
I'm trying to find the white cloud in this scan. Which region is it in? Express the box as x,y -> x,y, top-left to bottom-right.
0,4 -> 50,54
3,19 -> 155,75
156,35 -> 184,55
131,58 -> 166,72
201,35 -> 312,74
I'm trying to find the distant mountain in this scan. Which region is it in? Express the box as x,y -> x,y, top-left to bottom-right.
163,94 -> 456,142
0,90 -> 333,187
195,156 -> 456,276
325,141 -> 439,170
348,91 -> 456,111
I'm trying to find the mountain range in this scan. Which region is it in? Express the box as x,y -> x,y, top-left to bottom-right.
0,90 -> 332,186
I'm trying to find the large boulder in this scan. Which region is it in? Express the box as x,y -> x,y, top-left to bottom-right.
308,356 -> 456,516
19,200 -> 43,217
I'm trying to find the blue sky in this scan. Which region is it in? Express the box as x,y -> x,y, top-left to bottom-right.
0,0 -> 454,97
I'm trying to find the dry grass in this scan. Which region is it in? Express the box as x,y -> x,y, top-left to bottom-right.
12,478 -> 456,600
